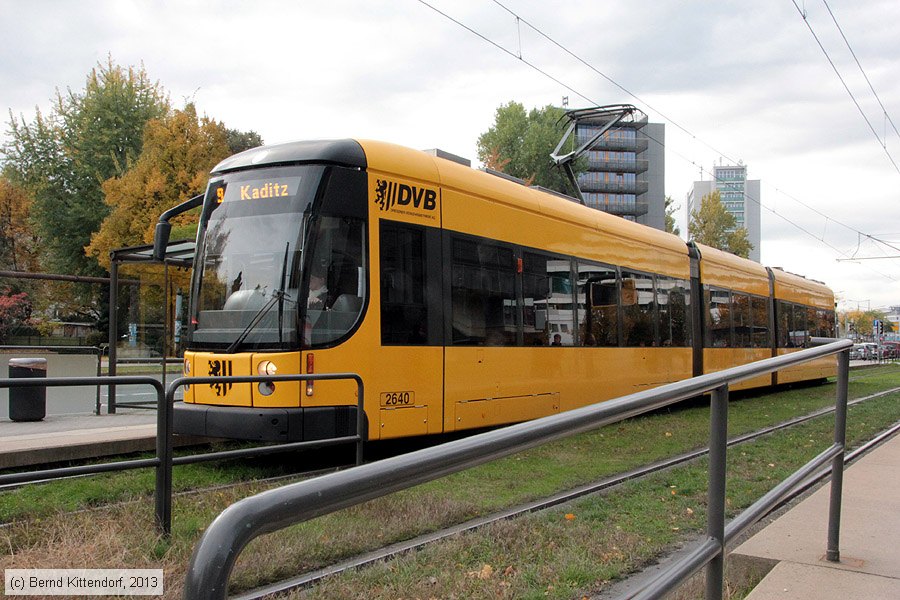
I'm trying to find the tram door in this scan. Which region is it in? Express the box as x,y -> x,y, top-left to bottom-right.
376,221 -> 444,439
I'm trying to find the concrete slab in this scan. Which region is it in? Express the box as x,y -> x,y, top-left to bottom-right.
0,412 -> 209,468
0,413 -> 159,468
745,562 -> 900,600
733,433 -> 900,599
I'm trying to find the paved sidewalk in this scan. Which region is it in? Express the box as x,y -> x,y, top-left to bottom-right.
733,432 -> 900,599
0,412 -> 160,468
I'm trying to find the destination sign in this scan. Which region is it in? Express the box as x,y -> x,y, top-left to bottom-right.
218,176 -> 302,203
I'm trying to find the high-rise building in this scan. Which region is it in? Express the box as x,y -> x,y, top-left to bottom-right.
688,164 -> 761,262
572,114 -> 666,230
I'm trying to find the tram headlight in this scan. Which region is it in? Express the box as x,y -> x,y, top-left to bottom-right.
258,381 -> 276,396
257,360 -> 277,376
183,359 -> 191,392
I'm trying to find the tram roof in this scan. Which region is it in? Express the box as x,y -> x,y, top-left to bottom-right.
211,139 -> 367,174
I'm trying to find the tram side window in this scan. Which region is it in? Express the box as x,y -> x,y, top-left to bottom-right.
657,277 -> 674,347
380,222 -> 429,345
818,309 -> 836,338
733,293 -> 751,348
660,278 -> 691,347
451,237 -> 517,346
777,301 -> 791,347
622,271 -> 656,347
751,296 -> 770,348
577,262 -> 618,347
807,307 -> 818,343
523,252 -> 574,346
705,288 -> 732,348
793,304 -> 810,348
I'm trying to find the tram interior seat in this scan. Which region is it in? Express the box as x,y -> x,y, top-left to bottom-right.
223,289 -> 266,311
307,294 -> 363,342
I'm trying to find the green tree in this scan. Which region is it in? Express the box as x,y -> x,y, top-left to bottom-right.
226,128 -> 263,154
2,58 -> 169,276
664,195 -> 680,236
86,104 -> 233,270
688,190 -> 753,258
476,101 -> 574,194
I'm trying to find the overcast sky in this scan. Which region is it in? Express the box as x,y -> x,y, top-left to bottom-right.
2,0 -> 899,311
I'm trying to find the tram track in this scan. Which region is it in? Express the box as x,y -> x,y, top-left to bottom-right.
0,381 -> 897,593
232,386 -> 900,600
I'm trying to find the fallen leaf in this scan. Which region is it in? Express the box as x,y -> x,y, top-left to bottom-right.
565,513 -> 576,521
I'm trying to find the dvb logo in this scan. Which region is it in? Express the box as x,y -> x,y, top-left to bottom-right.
375,179 -> 438,213
208,359 -> 233,397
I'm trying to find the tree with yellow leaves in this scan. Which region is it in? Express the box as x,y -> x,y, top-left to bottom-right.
86,104 -> 232,269
0,177 -> 40,272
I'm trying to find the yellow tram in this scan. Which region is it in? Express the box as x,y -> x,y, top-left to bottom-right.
165,140 -> 835,442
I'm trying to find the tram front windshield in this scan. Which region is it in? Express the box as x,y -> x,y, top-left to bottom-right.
189,165 -> 318,351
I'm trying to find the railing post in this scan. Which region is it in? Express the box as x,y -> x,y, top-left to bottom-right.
706,384 -> 729,600
95,347 -> 102,415
826,349 -> 850,562
154,381 -> 174,537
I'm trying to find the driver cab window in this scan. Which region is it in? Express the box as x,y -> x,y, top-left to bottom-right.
304,215 -> 366,345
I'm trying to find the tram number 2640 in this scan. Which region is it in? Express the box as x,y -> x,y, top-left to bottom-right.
380,391 -> 415,407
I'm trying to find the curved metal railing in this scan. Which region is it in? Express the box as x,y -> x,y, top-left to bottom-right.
185,340 -> 852,600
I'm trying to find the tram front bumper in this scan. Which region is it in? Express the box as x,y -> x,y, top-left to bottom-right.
173,402 -> 359,442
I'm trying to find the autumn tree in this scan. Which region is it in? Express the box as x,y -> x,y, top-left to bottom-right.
2,58 -> 169,277
86,104 -> 234,269
0,177 -> 39,272
0,289 -> 32,343
841,309 -> 893,337
688,190 -> 753,258
476,101 -> 575,194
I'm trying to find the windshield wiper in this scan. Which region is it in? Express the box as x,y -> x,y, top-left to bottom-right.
276,242 -> 290,345
225,243 -> 293,354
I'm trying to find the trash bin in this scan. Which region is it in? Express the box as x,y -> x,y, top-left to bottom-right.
8,357 -> 47,422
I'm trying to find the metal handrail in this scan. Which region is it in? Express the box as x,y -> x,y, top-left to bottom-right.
0,376 -> 165,489
0,372 -> 364,536
157,373 -> 365,533
111,357 -> 184,411
184,340 -> 852,599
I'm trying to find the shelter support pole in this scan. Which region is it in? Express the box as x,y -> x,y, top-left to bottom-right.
108,257 -> 118,413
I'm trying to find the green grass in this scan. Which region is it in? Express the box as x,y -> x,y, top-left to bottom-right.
305,383 -> 900,599
0,364 -> 898,599
0,447 -> 323,522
